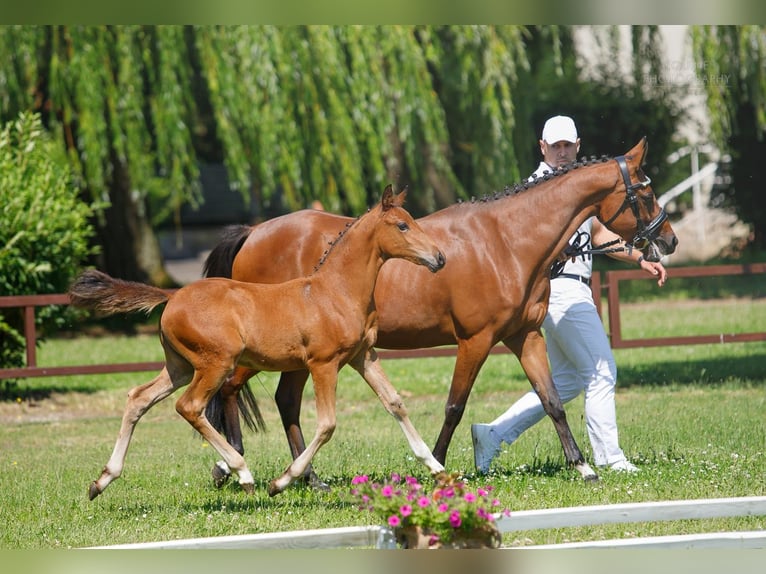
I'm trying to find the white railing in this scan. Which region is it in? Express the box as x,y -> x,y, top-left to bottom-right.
86,496 -> 766,550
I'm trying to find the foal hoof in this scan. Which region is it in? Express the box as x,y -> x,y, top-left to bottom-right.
211,461 -> 232,489
267,480 -> 282,497
240,482 -> 254,495
88,482 -> 102,501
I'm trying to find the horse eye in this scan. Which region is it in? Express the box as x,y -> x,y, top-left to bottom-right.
397,222 -> 409,232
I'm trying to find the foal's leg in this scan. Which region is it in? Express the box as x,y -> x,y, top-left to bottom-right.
176,368 -> 256,494
431,335 -> 495,465
349,348 -> 444,475
275,369 -> 329,490
505,329 -> 598,481
268,363 -> 340,496
89,367 -> 178,500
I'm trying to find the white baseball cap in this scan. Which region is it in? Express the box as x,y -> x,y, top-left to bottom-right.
541,115 -> 578,144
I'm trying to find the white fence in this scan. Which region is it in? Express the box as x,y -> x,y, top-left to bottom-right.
88,495 -> 766,550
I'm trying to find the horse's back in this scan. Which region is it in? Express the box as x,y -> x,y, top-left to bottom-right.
233,210 -> 352,284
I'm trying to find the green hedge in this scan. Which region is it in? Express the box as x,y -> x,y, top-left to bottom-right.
0,112 -> 96,375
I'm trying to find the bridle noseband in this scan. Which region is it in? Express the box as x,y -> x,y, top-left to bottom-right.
601,155 -> 668,251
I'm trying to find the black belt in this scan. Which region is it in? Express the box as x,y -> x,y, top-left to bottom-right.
553,273 -> 591,286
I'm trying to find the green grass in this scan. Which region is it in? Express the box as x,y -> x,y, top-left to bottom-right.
1,311 -> 764,549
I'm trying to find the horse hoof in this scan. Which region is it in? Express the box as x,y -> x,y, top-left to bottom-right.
307,473 -> 331,492
298,470 -> 331,492
267,481 -> 281,497
240,482 -> 254,495
88,482 -> 101,500
211,462 -> 231,489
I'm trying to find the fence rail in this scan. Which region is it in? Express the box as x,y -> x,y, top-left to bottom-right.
2,263 -> 765,380
86,495 -> 766,549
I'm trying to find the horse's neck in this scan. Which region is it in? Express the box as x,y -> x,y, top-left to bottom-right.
484,162 -> 617,270
546,166 -> 614,225
311,216 -> 382,312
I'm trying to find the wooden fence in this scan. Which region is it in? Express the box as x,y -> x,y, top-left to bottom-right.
1,263 -> 765,381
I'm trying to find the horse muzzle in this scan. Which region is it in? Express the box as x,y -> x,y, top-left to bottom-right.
426,251 -> 447,273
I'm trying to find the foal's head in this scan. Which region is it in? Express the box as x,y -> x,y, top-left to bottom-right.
376,185 -> 446,273
595,138 -> 678,262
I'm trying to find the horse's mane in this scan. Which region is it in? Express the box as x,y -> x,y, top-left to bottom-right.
312,214 -> 362,272
456,155 -> 612,206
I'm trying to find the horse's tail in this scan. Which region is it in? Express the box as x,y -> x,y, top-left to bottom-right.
206,379 -> 266,435
202,224 -> 253,278
202,224 -> 264,434
69,269 -> 170,315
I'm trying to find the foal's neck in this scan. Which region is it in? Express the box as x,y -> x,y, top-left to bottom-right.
311,211 -> 383,306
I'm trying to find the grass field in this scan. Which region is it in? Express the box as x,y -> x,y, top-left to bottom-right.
1,294 -> 764,551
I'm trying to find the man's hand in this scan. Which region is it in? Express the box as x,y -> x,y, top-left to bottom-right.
639,258 -> 668,287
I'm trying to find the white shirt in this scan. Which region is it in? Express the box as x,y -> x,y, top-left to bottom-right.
532,161 -> 594,280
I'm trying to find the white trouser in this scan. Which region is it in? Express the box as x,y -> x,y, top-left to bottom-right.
488,279 -> 627,466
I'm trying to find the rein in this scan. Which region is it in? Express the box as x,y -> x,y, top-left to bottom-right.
550,232 -> 626,278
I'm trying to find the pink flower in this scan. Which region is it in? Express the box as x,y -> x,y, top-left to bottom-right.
388,515 -> 401,527
381,485 -> 394,498
417,496 -> 430,508
464,492 -> 477,503
400,504 -> 413,517
477,487 -> 489,497
390,473 -> 401,483
449,510 -> 462,528
477,507 -> 493,520
351,475 -> 369,485
438,502 -> 449,513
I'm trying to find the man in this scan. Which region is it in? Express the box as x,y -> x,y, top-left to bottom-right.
471,115 -> 668,474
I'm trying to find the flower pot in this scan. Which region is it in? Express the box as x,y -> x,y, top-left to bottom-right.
396,523 -> 502,549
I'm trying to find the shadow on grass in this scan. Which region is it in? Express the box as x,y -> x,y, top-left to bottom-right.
617,351 -> 766,388
0,379 -> 103,402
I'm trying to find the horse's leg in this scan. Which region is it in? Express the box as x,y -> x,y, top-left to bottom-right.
349,348 -> 444,475
431,336 -> 494,465
176,367 -> 256,494
89,367 -> 178,500
210,366 -> 255,488
505,330 -> 598,481
275,369 -> 330,491
268,363 -> 340,496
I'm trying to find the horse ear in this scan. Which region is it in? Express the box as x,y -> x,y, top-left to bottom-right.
394,185 -> 408,207
381,184 -> 394,211
628,137 -> 648,165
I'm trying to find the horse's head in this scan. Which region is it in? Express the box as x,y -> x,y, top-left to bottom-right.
596,138 -> 678,262
377,185 -> 446,273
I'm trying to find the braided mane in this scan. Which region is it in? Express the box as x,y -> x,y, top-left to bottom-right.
312,214 -> 362,272
456,155 -> 612,205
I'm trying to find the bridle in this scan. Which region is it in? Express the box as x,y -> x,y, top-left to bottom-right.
601,155 -> 668,252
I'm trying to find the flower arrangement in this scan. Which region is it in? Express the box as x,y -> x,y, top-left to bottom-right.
349,471 -> 509,549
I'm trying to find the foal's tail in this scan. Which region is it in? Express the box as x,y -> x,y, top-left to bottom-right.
202,224 -> 264,435
202,224 -> 252,278
68,269 -> 170,315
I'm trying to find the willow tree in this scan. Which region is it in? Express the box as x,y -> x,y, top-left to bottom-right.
0,26 -> 530,285
690,25 -> 766,248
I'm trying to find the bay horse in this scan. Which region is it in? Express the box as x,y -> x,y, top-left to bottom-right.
68,187 -> 446,498
206,137 -> 678,488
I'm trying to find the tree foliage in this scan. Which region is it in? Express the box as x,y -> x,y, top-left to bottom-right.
691,26 -> 766,248
0,25 -> 533,286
